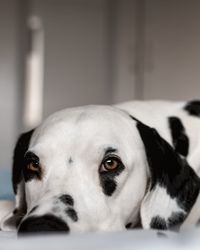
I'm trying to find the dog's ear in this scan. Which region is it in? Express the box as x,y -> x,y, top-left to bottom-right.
0,129 -> 34,231
137,122 -> 200,230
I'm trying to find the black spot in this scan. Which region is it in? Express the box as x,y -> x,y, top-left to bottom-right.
168,116 -> 189,157
99,150 -> 125,196
18,214 -> 70,235
68,157 -> 73,164
99,164 -> 125,196
150,216 -> 167,230
184,100 -> 200,117
168,212 -> 185,230
136,122 -> 200,229
100,177 -> 117,196
65,208 -> 78,222
12,129 -> 35,194
59,195 -> 74,206
24,151 -> 40,163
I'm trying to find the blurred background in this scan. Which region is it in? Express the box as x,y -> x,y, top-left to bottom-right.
0,0 -> 200,179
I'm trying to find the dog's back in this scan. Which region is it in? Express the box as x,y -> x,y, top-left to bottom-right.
116,100 -> 200,176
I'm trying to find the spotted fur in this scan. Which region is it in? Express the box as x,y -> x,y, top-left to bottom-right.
168,116 -> 189,157
1,100 -> 200,234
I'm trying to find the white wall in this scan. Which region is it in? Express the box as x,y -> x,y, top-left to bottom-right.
0,0 -> 20,168
110,0 -> 137,103
31,0 -> 113,118
28,0 -> 138,119
143,0 -> 200,100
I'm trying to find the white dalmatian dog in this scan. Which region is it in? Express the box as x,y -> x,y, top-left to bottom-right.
1,100 -> 200,235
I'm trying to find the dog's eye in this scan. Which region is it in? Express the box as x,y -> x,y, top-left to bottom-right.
100,156 -> 122,173
24,160 -> 42,181
27,161 -> 40,173
24,152 -> 42,181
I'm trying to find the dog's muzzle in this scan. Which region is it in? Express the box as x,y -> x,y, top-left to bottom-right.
18,194 -> 76,235
17,191 -> 125,235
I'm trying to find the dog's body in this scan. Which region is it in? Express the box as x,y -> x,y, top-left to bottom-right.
117,100 -> 200,174
1,100 -> 200,234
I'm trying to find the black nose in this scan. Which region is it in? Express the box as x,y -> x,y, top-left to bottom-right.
18,214 -> 70,235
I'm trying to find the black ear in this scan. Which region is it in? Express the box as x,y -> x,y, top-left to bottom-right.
137,122 -> 200,230
0,129 -> 34,231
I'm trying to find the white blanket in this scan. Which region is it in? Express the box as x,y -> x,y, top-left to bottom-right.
0,228 -> 200,250
0,200 -> 200,250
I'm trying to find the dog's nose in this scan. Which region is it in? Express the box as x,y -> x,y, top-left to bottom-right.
18,214 -> 70,235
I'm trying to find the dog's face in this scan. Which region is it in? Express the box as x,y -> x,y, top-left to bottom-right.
19,106 -> 148,233
1,105 -> 200,234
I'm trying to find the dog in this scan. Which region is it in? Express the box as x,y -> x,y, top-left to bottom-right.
1,100 -> 200,235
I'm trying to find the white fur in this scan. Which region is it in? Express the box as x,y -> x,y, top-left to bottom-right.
141,185 -> 185,229
23,105 -> 148,232
1,100 -> 200,232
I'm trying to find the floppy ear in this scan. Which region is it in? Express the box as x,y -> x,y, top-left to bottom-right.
0,129 -> 34,231
137,122 -> 200,230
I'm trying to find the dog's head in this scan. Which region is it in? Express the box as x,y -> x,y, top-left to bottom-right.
1,105 -> 200,234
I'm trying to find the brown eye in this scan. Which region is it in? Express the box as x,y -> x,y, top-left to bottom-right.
100,157 -> 122,173
27,162 -> 40,173
24,152 -> 42,181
